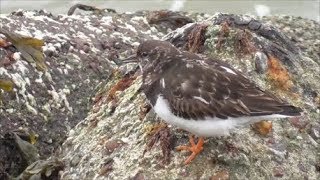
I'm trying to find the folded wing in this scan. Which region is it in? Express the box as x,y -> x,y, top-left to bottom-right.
162,58 -> 302,120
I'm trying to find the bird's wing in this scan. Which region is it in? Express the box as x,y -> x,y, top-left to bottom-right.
162,58 -> 300,120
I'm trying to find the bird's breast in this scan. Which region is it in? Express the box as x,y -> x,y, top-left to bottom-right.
152,95 -> 237,137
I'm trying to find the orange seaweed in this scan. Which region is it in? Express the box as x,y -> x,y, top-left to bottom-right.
267,56 -> 293,91
252,120 -> 273,136
106,75 -> 137,102
216,21 -> 230,50
187,23 -> 208,53
234,29 -> 256,56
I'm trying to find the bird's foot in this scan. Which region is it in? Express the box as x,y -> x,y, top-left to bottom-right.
176,135 -> 204,164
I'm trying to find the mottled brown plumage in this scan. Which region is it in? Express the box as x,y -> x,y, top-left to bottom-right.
137,40 -> 302,121
130,39 -> 302,164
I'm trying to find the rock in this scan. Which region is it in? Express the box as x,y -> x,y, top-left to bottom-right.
286,128 -> 299,139
70,154 -> 81,167
0,132 -> 39,177
15,158 -> 64,180
0,8 -> 319,180
103,139 -> 125,155
309,125 -> 320,140
147,10 -> 193,32
210,170 -> 229,180
130,171 -> 145,180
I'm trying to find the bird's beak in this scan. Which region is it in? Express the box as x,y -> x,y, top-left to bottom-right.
116,54 -> 139,65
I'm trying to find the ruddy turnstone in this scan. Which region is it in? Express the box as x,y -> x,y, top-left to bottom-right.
123,40 -> 302,164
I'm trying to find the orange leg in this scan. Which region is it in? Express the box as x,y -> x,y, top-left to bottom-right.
176,135 -> 204,164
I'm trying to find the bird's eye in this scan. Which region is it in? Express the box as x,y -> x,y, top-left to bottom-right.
141,52 -> 148,57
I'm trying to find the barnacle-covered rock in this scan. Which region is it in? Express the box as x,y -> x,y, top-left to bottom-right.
0,8 -> 162,177
1,8 -> 319,180
59,13 -> 319,179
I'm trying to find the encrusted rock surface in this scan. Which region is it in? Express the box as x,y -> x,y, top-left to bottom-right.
0,9 -> 163,178
0,9 -> 319,179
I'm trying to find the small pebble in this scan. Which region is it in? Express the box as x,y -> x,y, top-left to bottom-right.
287,129 -> 298,139
131,171 -> 145,180
70,154 -> 81,167
211,170 -> 229,180
273,166 -> 284,177
310,127 -> 320,140
254,51 -> 268,73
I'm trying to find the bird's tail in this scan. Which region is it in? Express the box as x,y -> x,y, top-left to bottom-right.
278,105 -> 303,116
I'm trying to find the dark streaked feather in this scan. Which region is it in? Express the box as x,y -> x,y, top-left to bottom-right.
138,40 -> 302,120
161,54 -> 301,120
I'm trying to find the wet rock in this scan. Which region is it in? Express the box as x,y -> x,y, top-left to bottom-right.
0,8 -> 160,178
0,132 -> 40,177
212,14 -> 304,75
147,10 -> 193,32
57,12 -> 318,179
1,8 -> 319,180
15,158 -> 64,180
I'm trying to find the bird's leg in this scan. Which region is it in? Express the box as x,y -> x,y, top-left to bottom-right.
176,135 -> 204,164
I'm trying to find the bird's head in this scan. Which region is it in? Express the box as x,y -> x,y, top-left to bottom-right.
121,40 -> 180,72
136,40 -> 179,68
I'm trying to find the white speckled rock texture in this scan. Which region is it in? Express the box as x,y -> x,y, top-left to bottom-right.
0,9 -> 319,179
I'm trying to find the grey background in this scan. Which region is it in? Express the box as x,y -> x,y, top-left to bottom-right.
0,0 -> 319,21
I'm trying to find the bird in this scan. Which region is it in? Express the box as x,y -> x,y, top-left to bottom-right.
123,40 -> 302,164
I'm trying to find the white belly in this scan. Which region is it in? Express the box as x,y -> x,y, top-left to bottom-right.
153,95 -> 288,137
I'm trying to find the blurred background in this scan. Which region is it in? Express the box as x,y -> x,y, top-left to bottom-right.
0,0 -> 319,21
